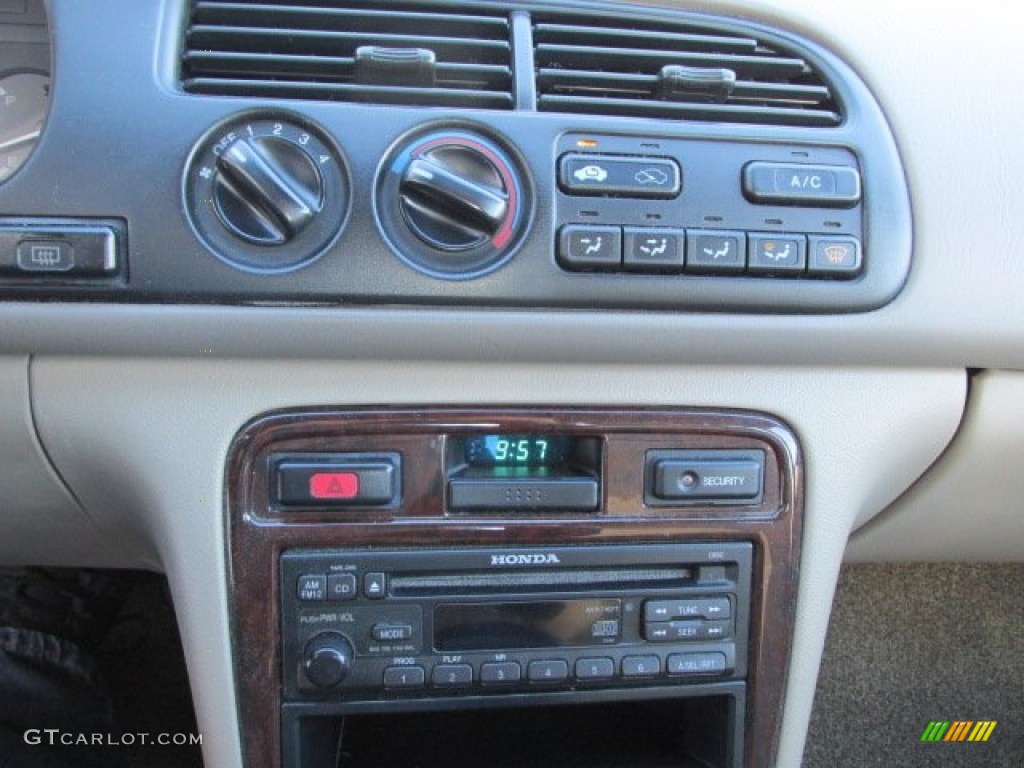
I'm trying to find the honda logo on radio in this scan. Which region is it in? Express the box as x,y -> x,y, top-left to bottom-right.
490,553 -> 561,566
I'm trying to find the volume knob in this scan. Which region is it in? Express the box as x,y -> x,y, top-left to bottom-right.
303,632 -> 354,688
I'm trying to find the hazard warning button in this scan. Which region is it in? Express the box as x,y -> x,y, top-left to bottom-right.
310,472 -> 359,500
275,454 -> 399,507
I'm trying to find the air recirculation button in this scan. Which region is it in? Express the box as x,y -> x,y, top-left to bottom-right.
378,128 -> 530,278
185,113 -> 349,273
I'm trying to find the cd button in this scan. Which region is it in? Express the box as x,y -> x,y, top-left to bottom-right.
621,655 -> 662,678
480,661 -> 521,684
575,657 -> 614,680
433,663 -> 473,687
326,573 -> 357,602
527,659 -> 569,683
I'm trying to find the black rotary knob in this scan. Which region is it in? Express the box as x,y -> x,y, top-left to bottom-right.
214,136 -> 322,245
185,114 -> 349,273
399,143 -> 510,251
303,632 -> 354,689
378,128 -> 529,278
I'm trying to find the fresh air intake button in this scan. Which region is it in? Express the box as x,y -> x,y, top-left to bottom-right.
559,154 -> 681,199
742,162 -> 861,207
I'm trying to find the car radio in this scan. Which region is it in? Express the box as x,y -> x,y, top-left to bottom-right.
281,542 -> 751,707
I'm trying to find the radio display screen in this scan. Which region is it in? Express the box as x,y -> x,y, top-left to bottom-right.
433,599 -> 621,651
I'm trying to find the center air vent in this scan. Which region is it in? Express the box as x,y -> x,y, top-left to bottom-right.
181,1 -> 513,109
533,16 -> 840,127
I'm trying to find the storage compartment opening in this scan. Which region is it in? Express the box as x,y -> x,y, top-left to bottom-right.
287,695 -> 741,768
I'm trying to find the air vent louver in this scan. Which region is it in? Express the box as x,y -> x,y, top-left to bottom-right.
534,16 -> 841,127
181,1 -> 513,109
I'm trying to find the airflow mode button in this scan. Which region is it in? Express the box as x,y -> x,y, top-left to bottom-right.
743,162 -> 861,207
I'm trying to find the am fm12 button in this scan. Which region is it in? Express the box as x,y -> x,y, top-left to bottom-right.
297,574 -> 326,602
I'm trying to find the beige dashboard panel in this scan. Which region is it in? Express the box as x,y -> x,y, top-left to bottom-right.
28,360 -> 964,767
848,370 -> 1024,562
0,356 -> 117,566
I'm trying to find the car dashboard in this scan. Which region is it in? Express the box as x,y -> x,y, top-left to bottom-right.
0,0 -> 1021,766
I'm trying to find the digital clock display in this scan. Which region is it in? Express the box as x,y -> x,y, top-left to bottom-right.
464,435 -> 572,467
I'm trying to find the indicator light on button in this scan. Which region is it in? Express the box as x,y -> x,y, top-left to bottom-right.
309,472 -> 360,500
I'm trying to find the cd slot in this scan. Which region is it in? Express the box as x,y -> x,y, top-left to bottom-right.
390,567 -> 693,597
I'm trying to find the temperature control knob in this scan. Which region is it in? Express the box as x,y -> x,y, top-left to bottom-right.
303,632 -> 354,689
378,128 -> 529,278
185,114 -> 349,273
